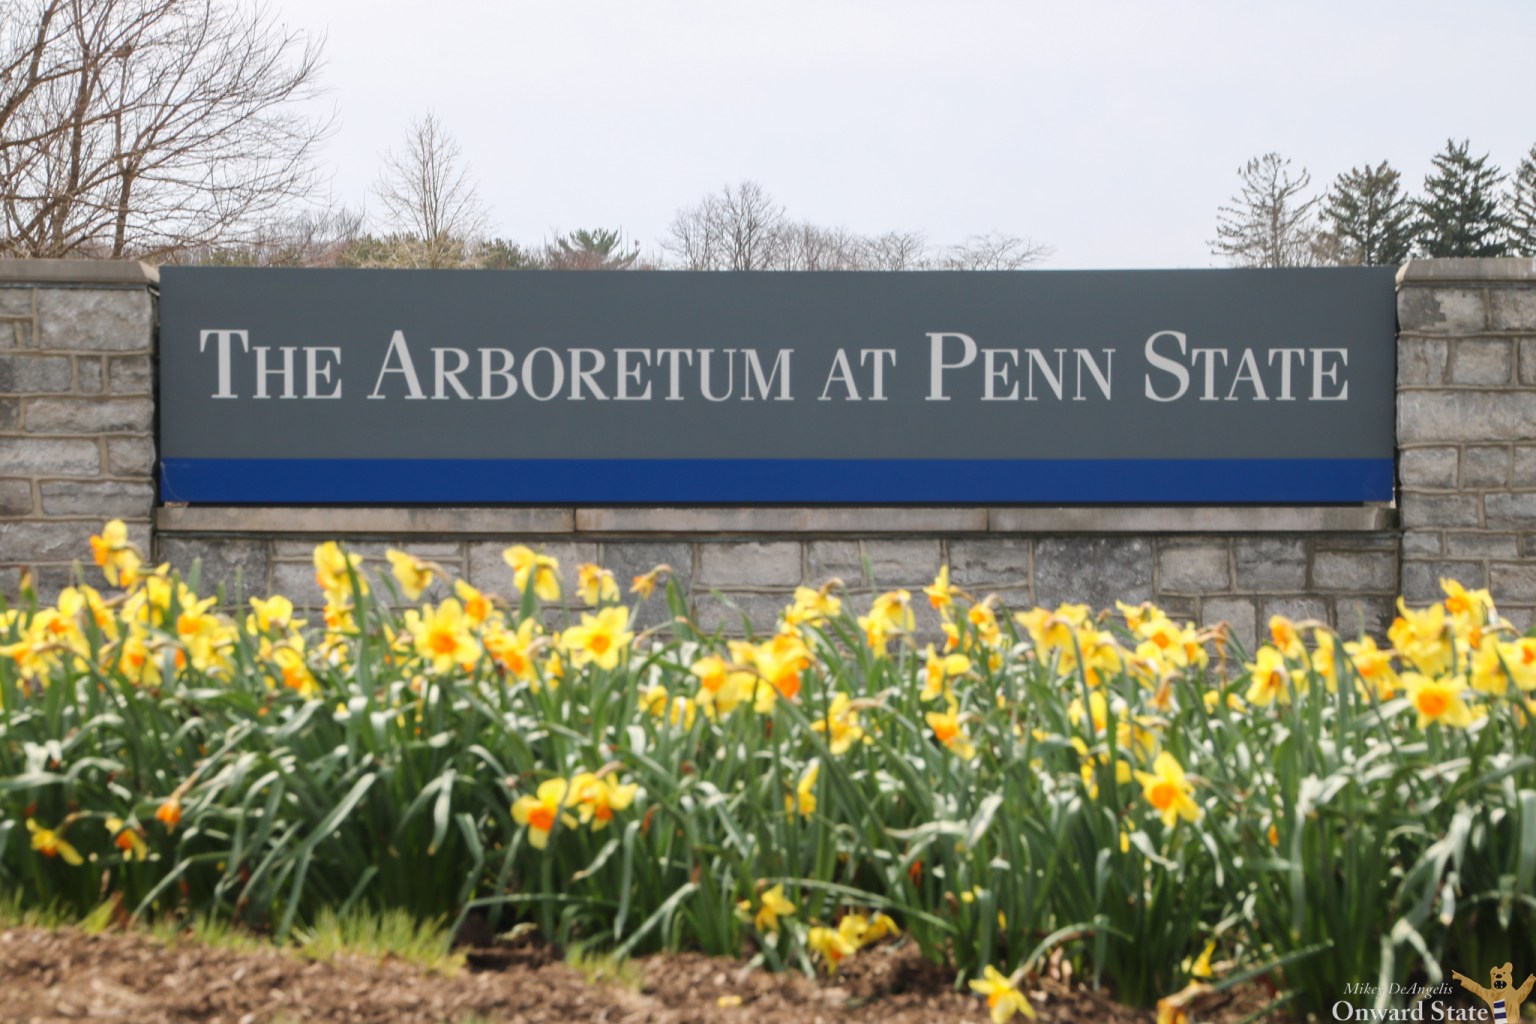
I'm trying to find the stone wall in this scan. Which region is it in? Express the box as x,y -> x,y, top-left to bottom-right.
1397,259 -> 1536,631
0,261 -> 157,598
7,256 -> 1536,645
150,507 -> 1395,649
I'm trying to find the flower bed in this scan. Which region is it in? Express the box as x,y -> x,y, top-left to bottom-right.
3,523 -> 1534,1021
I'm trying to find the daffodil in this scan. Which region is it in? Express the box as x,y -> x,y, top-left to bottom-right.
1389,599 -> 1453,676
155,796 -> 182,831
89,519 -> 142,588
504,545 -> 561,601
629,564 -> 671,599
313,541 -> 367,598
1345,635 -> 1400,700
247,595 -> 301,635
1403,672 -> 1475,729
1135,751 -> 1201,828
106,816 -> 148,861
577,563 -> 620,605
570,772 -> 639,831
511,778 -> 579,850
783,584 -> 842,628
788,761 -> 819,817
1245,645 -> 1303,706
924,566 -> 956,612
921,644 -> 970,702
808,925 -> 857,972
483,617 -> 542,682
810,692 -> 865,755
384,549 -> 435,600
560,606 -> 633,671
454,579 -> 495,626
739,883 -> 796,935
406,599 -> 480,674
27,818 -> 83,865
925,702 -> 976,760
969,966 -> 1036,1022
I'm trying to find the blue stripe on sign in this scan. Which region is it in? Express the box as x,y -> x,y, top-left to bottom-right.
159,458 -> 1395,504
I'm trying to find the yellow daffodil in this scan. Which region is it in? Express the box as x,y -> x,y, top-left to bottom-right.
1345,635 -> 1400,700
739,883 -> 796,935
385,548 -> 435,600
925,702 -> 976,760
105,816 -> 148,861
969,966 -> 1036,1022
783,584 -> 842,628
570,772 -> 639,831
27,818 -> 83,865
1389,599 -> 1453,676
1135,751 -> 1201,828
406,599 -> 480,674
247,595 -> 301,635
788,761 -> 819,817
921,644 -> 970,702
577,563 -> 620,605
511,778 -> 579,850
454,579 -> 495,626
1403,672 -> 1475,729
924,566 -> 956,612
629,564 -> 671,599
1245,645 -> 1304,706
560,606 -> 633,671
483,617 -> 542,682
503,545 -> 561,601
808,924 -> 858,972
313,541 -> 367,598
810,692 -> 865,755
89,519 -> 141,588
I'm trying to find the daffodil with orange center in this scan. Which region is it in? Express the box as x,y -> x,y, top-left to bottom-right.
511,779 -> 579,850
106,816 -> 148,861
570,772 -> 639,831
921,644 -> 970,702
483,617 -> 542,682
27,818 -> 83,865
560,606 -> 633,671
970,966 -> 1036,1022
924,566 -> 957,613
313,541 -> 367,599
89,519 -> 141,588
1345,635 -> 1400,700
406,599 -> 480,674
1389,599 -> 1453,676
750,633 -> 810,708
1245,645 -> 1304,707
926,702 -> 976,760
629,564 -> 671,599
783,584 -> 842,628
1135,751 -> 1201,828
454,580 -> 495,627
1403,672 -> 1475,729
810,692 -> 865,755
503,545 -> 561,601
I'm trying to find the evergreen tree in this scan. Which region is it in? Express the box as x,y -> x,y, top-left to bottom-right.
1508,144 -> 1536,257
543,228 -> 640,270
1415,139 -> 1510,257
1321,162 -> 1415,266
1210,153 -> 1320,267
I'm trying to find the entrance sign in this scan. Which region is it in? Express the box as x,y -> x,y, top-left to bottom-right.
158,267 -> 1396,504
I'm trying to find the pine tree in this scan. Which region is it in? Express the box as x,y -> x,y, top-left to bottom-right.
1508,144 -> 1536,257
1210,153 -> 1320,267
1321,162 -> 1415,266
543,228 -> 640,270
1415,139 -> 1510,257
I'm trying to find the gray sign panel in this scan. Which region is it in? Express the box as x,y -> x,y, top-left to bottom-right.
158,266 -> 1396,504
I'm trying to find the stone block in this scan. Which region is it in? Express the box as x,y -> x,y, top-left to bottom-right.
20,563 -> 82,605
1491,563 -> 1536,603
1486,493 -> 1536,529
0,519 -> 116,563
1462,446 -> 1510,488
1449,339 -> 1512,385
1490,288 -> 1536,331
805,539 -> 944,590
157,536 -> 271,600
694,590 -> 789,636
1201,596 -> 1256,652
1397,338 -> 1447,384
1500,606 -> 1535,633
39,479 -> 154,517
1445,532 -> 1520,559
1402,560 -> 1485,603
0,354 -> 71,393
1399,391 -> 1536,444
1234,537 -> 1308,591
274,539 -> 464,561
108,354 -> 153,394
1259,596 -> 1330,629
1399,447 -> 1458,489
0,478 -> 33,515
1313,532 -> 1398,551
1521,339 -> 1536,385
0,397 -> 17,428
1334,597 -> 1396,640
77,356 -> 102,394
947,538 -> 1032,588
106,436 -> 155,476
697,542 -> 801,588
37,288 -> 153,351
24,397 -> 152,434
0,436 -> 100,476
1397,287 -> 1485,334
1033,537 -> 1153,610
1516,446 -> 1536,488
1400,493 -> 1481,529
1157,544 -> 1230,593
269,559 -> 325,606
0,287 -> 34,316
1312,550 -> 1397,592
596,541 -> 695,598
1402,531 -> 1443,556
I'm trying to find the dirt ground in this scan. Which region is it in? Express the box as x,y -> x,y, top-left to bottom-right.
0,924 -> 1285,1024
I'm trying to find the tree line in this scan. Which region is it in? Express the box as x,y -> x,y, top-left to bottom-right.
1211,140 -> 1536,267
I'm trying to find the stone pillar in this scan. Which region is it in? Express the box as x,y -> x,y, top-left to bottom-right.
0,260 -> 157,601
1397,258 -> 1536,630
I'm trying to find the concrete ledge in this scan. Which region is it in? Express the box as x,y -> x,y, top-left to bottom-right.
988,506 -> 1395,533
157,505 -> 1395,536
0,259 -> 159,287
157,507 -> 574,534
1398,258 -> 1536,285
575,507 -> 989,533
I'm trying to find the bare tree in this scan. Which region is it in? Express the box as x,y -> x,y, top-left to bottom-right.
858,229 -> 928,270
1210,153 -> 1321,267
370,112 -> 490,268
940,231 -> 1052,270
185,204 -> 364,266
0,0 -> 330,260
662,180 -> 786,270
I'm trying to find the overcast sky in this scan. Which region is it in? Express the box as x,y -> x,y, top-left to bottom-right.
277,0 -> 1536,269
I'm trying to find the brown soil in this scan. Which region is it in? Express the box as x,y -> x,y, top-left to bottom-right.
0,925 -> 1283,1024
